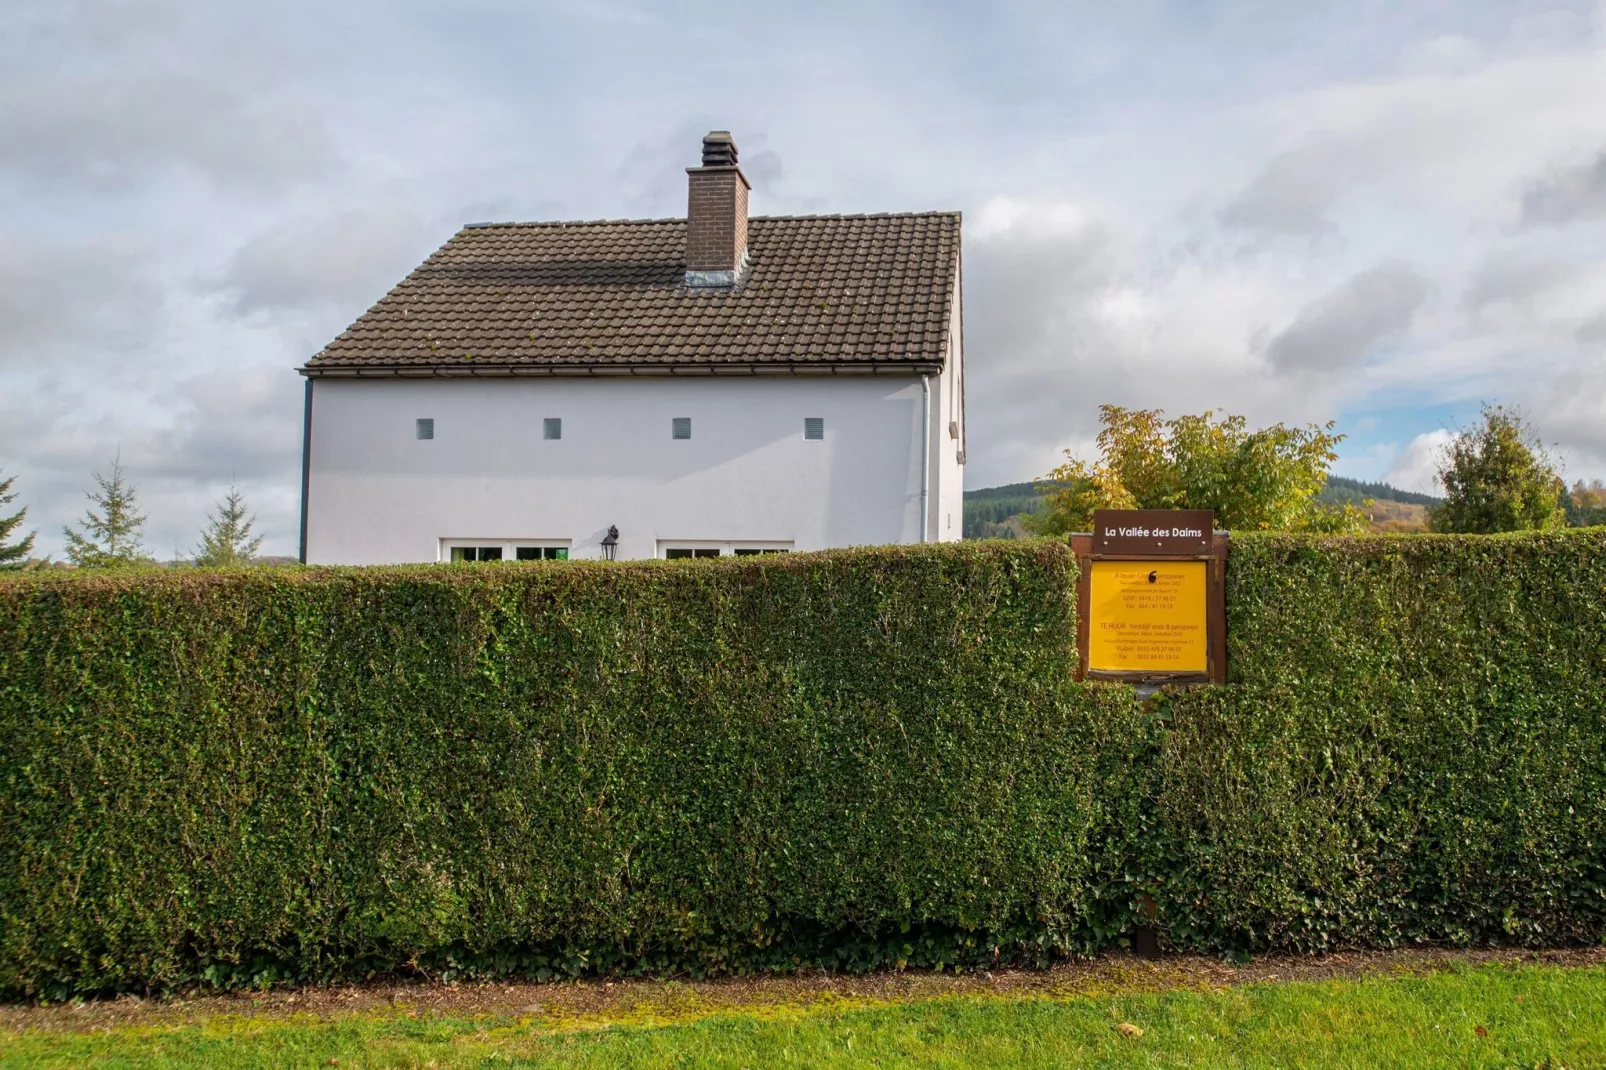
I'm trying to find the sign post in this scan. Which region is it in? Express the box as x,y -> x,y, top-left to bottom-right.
1072,509 -> 1227,685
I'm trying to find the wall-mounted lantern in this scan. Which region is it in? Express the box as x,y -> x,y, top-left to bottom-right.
600,525 -> 619,562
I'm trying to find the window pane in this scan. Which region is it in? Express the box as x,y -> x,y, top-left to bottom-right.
451,546 -> 471,561
479,546 -> 503,561
550,548 -> 568,560
516,547 -> 540,561
666,548 -> 693,559
693,548 -> 720,558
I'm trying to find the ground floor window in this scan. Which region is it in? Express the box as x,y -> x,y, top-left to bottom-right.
442,540 -> 571,562
658,540 -> 793,559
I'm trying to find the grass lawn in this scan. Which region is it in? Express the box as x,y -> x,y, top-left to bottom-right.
3,961 -> 1603,1068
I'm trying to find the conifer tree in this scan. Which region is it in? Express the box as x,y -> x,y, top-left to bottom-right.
193,483 -> 263,566
0,467 -> 36,569
63,456 -> 150,569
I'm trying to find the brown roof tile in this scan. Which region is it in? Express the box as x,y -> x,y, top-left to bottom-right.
304,213 -> 960,374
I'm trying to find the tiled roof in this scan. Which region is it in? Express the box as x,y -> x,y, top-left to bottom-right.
303,212 -> 961,374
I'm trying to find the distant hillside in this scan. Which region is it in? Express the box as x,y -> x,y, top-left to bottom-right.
963,482 -> 1046,539
964,475 -> 1443,538
1317,476 -> 1441,532
1318,476 -> 1442,509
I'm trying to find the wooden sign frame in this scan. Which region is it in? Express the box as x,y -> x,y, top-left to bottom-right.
1071,512 -> 1228,686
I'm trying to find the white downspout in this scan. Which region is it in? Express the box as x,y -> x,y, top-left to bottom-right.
920,374 -> 931,542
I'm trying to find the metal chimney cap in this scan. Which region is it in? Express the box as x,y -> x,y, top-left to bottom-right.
701,130 -> 738,167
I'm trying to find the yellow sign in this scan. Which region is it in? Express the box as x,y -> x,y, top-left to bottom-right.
1088,560 -> 1209,673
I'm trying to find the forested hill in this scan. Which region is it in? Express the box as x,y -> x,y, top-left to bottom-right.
1317,476 -> 1442,508
962,482 -> 1047,539
963,476 -> 1441,538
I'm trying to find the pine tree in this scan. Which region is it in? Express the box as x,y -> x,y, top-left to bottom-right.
193,483 -> 263,567
63,456 -> 150,569
0,468 -> 36,569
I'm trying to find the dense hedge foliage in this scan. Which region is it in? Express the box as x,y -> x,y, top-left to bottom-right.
1151,532 -> 1606,951
0,544 -> 1123,996
2,533 -> 1604,996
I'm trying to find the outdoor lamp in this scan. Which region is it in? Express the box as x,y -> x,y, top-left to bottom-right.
601,525 -> 619,561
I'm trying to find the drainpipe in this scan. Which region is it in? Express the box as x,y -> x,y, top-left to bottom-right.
298,377 -> 313,564
920,374 -> 931,542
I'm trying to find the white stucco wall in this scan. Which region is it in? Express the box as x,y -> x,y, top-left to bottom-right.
304,374 -> 956,564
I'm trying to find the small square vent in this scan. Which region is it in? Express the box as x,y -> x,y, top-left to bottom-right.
804,417 -> 824,440
543,418 -> 561,440
672,417 -> 692,440
416,418 -> 434,440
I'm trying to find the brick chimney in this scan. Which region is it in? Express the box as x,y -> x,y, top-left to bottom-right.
684,130 -> 750,287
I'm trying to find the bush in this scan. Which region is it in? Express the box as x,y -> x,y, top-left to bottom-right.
2,534 -> 1604,997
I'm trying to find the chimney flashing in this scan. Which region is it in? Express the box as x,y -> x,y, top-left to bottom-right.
684,250 -> 752,290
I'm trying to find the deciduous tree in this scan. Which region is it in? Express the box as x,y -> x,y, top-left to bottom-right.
1429,406 -> 1567,534
1025,406 -> 1366,535
1566,478 -> 1606,528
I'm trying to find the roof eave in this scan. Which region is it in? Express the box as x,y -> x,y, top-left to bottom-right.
298,361 -> 945,379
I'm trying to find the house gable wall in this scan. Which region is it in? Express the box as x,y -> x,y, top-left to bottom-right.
305,376 -> 931,564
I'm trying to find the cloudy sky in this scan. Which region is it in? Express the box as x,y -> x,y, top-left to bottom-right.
5,0 -> 1606,558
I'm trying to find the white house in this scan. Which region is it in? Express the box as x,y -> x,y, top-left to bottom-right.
299,131 -> 965,563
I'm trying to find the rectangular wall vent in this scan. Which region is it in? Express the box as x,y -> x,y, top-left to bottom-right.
416,418 -> 434,440
804,417 -> 825,440
672,417 -> 692,440
543,417 -> 561,440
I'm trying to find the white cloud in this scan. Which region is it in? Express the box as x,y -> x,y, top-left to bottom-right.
1521,148 -> 1606,223
0,3 -> 335,192
1266,263 -> 1430,372
7,0 -> 1606,553
1384,430 -> 1454,495
217,208 -> 438,318
0,233 -> 160,366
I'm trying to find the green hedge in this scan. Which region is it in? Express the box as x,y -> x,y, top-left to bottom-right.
0,543 -> 1124,996
1149,533 -> 1606,951
2,534 -> 1604,996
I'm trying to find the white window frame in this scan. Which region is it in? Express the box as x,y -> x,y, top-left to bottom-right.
439,538 -> 573,562
657,539 -> 793,559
